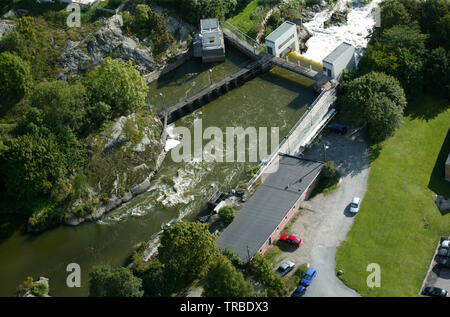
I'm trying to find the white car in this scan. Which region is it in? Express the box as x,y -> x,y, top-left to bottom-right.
275,261 -> 295,277
442,240 -> 450,249
349,197 -> 361,213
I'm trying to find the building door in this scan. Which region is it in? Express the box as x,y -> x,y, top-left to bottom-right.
328,69 -> 332,77
267,46 -> 273,56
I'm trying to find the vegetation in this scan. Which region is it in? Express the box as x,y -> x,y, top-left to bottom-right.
89,265 -> 144,297
0,52 -> 33,109
250,253 -> 288,296
336,0 -> 450,296
16,276 -> 49,297
336,96 -> 450,296
202,254 -> 254,297
218,206 -> 235,225
312,160 -> 340,196
157,221 -> 218,294
339,72 -> 407,143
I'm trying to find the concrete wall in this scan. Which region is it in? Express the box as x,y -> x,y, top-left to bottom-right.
445,153 -> 450,181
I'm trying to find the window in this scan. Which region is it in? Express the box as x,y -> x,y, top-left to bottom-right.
278,34 -> 295,50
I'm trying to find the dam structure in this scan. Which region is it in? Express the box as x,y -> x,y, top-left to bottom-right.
162,21 -> 332,124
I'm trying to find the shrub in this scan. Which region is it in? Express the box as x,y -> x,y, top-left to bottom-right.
219,206 -> 235,225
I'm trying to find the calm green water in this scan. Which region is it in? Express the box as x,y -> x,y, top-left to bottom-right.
0,47 -> 316,297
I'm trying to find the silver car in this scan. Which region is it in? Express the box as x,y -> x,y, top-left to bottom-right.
349,197 -> 361,213
275,261 -> 295,277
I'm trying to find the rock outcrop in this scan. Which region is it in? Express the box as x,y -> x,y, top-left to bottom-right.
65,113 -> 166,226
58,14 -> 157,76
0,19 -> 15,41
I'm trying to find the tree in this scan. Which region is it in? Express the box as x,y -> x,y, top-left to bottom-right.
25,81 -> 87,136
425,47 -> 450,98
250,253 -> 287,297
219,206 -> 235,225
380,1 -> 411,29
0,52 -> 33,108
0,133 -> 67,199
339,72 -> 407,143
157,221 -> 218,293
89,265 -> 143,297
202,254 -> 254,297
84,57 -> 148,117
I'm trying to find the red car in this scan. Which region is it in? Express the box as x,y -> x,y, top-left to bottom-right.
279,234 -> 302,247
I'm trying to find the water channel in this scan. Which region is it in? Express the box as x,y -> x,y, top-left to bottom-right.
0,46 -> 317,296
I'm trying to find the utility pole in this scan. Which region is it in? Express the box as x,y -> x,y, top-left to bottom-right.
209,68 -> 213,85
323,144 -> 329,162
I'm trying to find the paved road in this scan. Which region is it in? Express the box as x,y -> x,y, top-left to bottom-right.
274,128 -> 371,297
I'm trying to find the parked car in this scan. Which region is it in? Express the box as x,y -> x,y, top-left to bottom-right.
275,261 -> 295,277
441,240 -> 450,249
437,257 -> 450,268
349,197 -> 362,213
438,247 -> 450,258
279,234 -> 302,247
291,285 -> 306,297
300,268 -> 317,287
422,286 -> 448,297
327,123 -> 348,135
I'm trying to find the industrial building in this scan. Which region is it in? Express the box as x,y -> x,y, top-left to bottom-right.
265,21 -> 299,58
217,155 -> 323,261
193,18 -> 226,63
322,42 -> 356,80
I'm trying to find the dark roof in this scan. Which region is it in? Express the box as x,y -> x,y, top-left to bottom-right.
323,42 -> 354,64
216,155 -> 323,261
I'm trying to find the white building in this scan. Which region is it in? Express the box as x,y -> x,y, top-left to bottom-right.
36,0 -> 99,6
322,42 -> 356,80
265,21 -> 299,58
198,18 -> 226,63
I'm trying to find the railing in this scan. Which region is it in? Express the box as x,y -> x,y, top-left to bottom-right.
221,21 -> 261,54
246,87 -> 337,190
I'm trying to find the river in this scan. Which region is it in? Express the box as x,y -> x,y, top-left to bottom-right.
0,46 -> 317,296
0,0 -> 382,296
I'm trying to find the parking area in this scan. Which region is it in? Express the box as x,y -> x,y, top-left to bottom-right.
420,237 -> 450,296
273,126 -> 371,297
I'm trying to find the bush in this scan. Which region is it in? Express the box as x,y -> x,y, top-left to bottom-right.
219,206 -> 235,225
0,52 -> 33,108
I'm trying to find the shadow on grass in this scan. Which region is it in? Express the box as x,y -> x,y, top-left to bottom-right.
404,95 -> 450,122
428,128 -> 450,211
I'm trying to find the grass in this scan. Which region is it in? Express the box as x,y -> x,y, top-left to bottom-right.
227,0 -> 268,35
336,95 -> 450,297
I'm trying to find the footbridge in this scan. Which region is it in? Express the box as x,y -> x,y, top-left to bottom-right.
161,22 -> 329,123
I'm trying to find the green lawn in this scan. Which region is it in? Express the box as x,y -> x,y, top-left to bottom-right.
336,95 -> 450,297
227,0 -> 268,35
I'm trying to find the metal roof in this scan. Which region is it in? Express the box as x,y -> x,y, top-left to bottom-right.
201,18 -> 219,31
322,42 -> 354,64
265,21 -> 297,43
216,155 -> 323,261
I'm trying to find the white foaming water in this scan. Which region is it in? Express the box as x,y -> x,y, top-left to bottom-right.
303,0 -> 382,62
164,123 -> 180,152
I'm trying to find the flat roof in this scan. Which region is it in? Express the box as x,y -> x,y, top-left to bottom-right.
323,42 -> 354,64
265,21 -> 297,43
216,155 -> 323,261
201,18 -> 219,31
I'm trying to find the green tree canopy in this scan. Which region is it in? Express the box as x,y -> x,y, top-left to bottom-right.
24,80 -> 87,136
158,221 -> 218,293
339,72 -> 407,143
0,52 -> 33,108
219,206 -> 235,225
0,133 -> 67,199
89,265 -> 144,297
380,0 -> 411,29
202,254 -> 254,297
84,57 -> 148,117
